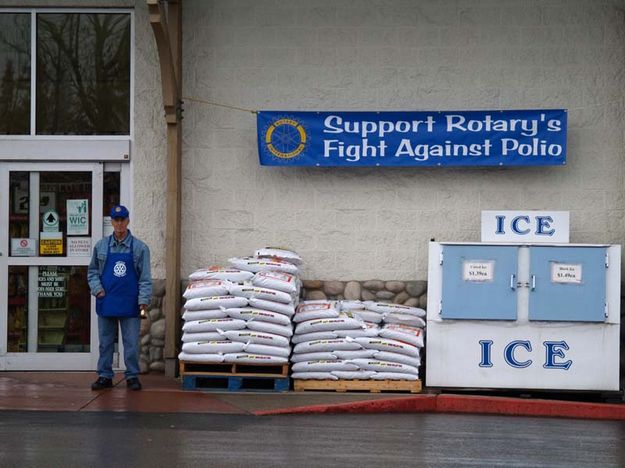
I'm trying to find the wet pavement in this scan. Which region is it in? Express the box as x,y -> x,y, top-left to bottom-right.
1,411 -> 625,467
0,372 -> 407,414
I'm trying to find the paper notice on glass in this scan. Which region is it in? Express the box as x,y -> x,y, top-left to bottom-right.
67,199 -> 89,235
67,237 -> 92,257
11,238 -> 37,256
102,216 -> 114,237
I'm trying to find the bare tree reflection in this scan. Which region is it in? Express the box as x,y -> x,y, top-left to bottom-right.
37,13 -> 130,135
0,14 -> 31,135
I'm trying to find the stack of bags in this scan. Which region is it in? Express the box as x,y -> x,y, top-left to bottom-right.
178,248 -> 302,367
291,300 -> 425,381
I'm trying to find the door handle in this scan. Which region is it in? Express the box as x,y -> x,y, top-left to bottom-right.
510,274 -> 516,290
531,275 -> 536,290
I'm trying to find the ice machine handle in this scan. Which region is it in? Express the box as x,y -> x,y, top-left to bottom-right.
531,275 -> 536,290
510,274 -> 516,290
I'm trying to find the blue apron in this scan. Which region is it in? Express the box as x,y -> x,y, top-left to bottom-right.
96,235 -> 140,318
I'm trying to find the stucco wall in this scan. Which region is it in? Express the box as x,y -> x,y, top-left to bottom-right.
177,0 -> 625,281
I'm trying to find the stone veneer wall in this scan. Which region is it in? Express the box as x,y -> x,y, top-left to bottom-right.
139,279 -> 166,373
302,280 -> 427,308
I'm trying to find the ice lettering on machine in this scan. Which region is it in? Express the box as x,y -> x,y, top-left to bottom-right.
478,339 -> 572,370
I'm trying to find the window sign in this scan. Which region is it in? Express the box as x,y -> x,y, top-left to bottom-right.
42,209 -> 59,232
67,237 -> 92,257
40,232 -> 63,255
10,238 -> 36,256
66,199 -> 89,235
102,216 -> 114,237
38,266 -> 66,298
462,260 -> 495,282
551,263 -> 582,284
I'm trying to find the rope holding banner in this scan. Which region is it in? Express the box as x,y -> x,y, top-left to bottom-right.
182,96 -> 257,114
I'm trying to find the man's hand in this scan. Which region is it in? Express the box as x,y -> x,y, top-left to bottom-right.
96,290 -> 105,298
140,304 -> 148,319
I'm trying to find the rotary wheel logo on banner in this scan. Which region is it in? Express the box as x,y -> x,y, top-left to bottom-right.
264,117 -> 307,159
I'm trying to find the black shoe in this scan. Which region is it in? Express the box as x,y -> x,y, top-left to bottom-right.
91,376 -> 113,391
126,377 -> 142,391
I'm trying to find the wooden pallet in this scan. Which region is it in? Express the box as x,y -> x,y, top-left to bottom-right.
180,360 -> 290,392
180,361 -> 289,377
293,379 -> 422,394
182,374 -> 290,392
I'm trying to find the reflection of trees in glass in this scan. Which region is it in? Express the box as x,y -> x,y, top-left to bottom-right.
37,13 -> 130,135
0,14 -> 31,135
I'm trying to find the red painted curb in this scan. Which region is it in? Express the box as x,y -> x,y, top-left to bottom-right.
253,394 -> 437,416
436,394 -> 625,421
254,393 -> 625,420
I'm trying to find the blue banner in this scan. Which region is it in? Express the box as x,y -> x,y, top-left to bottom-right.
257,109 -> 567,167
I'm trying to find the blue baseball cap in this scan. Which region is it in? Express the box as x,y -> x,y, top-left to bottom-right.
110,205 -> 129,219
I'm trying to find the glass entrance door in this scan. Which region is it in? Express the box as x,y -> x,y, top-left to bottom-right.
0,162 -> 103,370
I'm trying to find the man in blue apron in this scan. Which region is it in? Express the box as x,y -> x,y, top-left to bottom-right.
87,205 -> 152,391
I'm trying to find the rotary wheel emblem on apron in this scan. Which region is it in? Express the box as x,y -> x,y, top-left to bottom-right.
113,261 -> 127,277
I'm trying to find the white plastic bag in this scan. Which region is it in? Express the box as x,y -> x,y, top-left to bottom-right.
366,302 -> 426,318
181,340 -> 245,355
331,370 -> 376,380
219,329 -> 290,347
293,302 -> 341,323
350,359 -> 419,375
246,320 -> 293,338
182,309 -> 228,321
181,331 -> 223,342
290,352 -> 337,363
291,372 -> 337,380
252,270 -> 299,293
177,352 -> 224,363
223,353 -> 288,365
229,284 -> 294,304
292,360 -> 359,373
371,372 -> 419,381
243,343 -> 291,358
254,247 -> 303,265
334,326 -> 380,338
182,279 -> 233,299
354,337 -> 420,357
333,349 -> 377,360
225,308 -> 291,326
295,315 -> 364,335
229,256 -> 299,274
349,310 -> 384,324
383,313 -> 426,328
182,318 -> 246,333
188,267 -> 253,282
373,351 -> 421,368
184,295 -> 248,311
379,324 -> 425,348
291,331 -> 338,344
249,297 -> 295,317
293,338 -> 362,354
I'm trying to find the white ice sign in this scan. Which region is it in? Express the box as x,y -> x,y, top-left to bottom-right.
551,263 -> 582,284
463,260 -> 494,282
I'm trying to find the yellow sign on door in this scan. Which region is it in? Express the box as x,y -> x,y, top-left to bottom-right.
40,232 -> 63,255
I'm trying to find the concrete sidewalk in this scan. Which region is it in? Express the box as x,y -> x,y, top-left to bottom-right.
1,372 -> 624,420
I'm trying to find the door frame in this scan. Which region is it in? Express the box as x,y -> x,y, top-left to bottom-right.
0,161 -> 103,370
